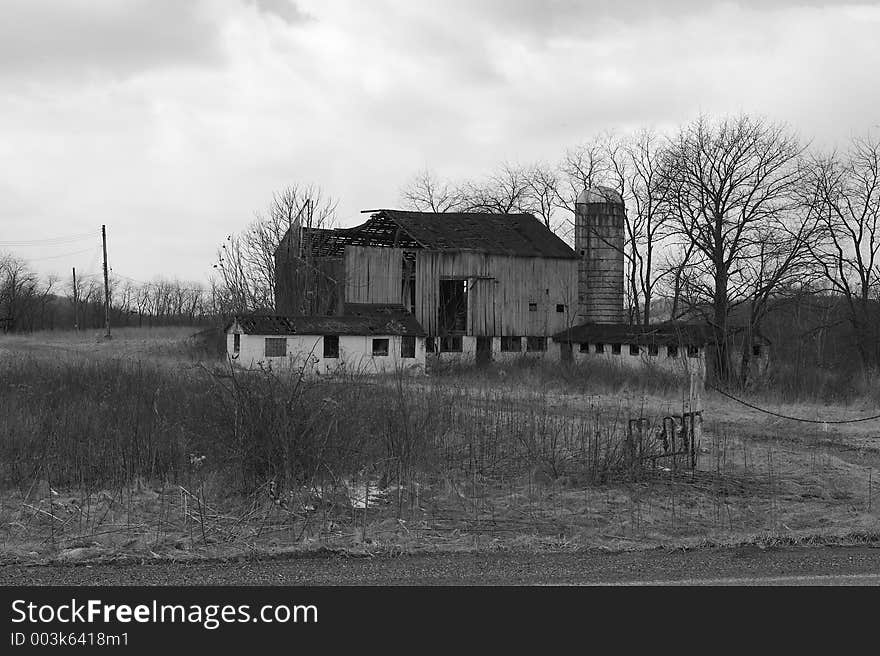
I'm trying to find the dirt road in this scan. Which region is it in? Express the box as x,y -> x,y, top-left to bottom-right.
2,545 -> 879,585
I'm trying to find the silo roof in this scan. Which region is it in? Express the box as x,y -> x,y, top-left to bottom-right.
576,186 -> 624,205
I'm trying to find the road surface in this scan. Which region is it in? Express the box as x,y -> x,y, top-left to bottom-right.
2,545 -> 879,585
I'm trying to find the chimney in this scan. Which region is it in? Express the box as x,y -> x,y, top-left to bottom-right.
575,187 -> 625,324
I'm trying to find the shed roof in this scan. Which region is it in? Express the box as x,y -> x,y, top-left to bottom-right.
552,322 -> 768,347
552,322 -> 715,346
227,309 -> 425,336
282,209 -> 577,259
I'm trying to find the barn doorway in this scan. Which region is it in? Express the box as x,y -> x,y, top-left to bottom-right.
439,279 -> 468,333
476,336 -> 492,367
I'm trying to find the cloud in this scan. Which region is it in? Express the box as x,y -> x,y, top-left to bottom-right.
400,0 -> 844,45
2,0 -> 880,283
0,0 -> 225,81
246,0 -> 311,24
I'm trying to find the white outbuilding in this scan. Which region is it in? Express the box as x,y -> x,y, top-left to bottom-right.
551,321 -> 770,385
552,322 -> 711,381
225,305 -> 426,376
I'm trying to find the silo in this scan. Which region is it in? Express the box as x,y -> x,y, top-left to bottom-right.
575,186 -> 625,324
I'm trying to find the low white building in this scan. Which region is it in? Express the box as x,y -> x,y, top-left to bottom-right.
225,308 -> 426,376
552,322 -> 711,380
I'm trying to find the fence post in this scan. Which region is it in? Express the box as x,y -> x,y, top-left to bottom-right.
689,371 -> 702,470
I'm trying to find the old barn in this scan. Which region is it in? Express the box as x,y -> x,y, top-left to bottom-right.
235,186 -> 718,379
275,209 -> 581,363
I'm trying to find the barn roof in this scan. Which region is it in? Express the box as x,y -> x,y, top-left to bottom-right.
228,307 -> 425,336
281,209 -> 578,259
552,322 -> 769,347
376,210 -> 577,258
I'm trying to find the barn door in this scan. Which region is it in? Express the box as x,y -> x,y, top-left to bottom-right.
476,337 -> 492,367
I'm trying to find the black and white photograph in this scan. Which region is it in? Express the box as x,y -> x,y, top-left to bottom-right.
1,0 -> 879,645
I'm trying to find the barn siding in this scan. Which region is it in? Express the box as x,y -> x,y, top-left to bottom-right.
412,250 -> 578,337
344,246 -> 404,304
275,254 -> 344,315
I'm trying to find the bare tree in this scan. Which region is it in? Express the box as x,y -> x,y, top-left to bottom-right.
663,114 -> 805,383
400,169 -> 468,212
805,133 -> 880,371
735,211 -> 821,384
402,163 -> 563,232
214,184 -> 337,313
0,254 -> 39,332
523,163 -> 562,230
462,162 -> 537,215
618,130 -> 680,326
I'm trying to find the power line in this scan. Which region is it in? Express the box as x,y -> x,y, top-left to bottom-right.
709,384 -> 880,425
26,247 -> 97,261
0,231 -> 97,246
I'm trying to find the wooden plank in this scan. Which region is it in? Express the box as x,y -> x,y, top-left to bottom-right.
344,246 -> 403,304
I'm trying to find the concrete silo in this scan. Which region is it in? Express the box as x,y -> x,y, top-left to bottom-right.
575,186 -> 625,324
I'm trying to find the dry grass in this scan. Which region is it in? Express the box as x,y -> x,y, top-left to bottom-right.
0,334 -> 878,562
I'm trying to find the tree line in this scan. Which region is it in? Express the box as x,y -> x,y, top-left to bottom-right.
0,254 -> 230,332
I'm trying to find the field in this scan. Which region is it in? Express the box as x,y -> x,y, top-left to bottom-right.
1,327 -> 878,564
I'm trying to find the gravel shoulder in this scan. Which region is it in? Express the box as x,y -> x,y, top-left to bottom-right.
2,544 -> 879,585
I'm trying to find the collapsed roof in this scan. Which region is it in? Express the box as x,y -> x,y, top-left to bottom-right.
278,209 -> 578,259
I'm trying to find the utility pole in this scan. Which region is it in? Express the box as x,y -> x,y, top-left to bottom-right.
72,267 -> 79,331
102,224 -> 111,339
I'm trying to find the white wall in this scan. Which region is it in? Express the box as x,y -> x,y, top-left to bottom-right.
226,332 -> 426,376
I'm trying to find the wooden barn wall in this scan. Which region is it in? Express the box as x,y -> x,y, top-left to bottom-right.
344,246 -> 404,305
414,251 -> 578,337
274,254 -> 344,315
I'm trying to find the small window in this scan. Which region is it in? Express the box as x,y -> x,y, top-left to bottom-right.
647,344 -> 658,356
528,302 -> 538,312
426,336 -> 435,352
501,336 -> 522,352
323,335 -> 339,358
401,335 -> 416,359
526,336 -> 546,352
594,342 -> 605,354
556,304 -> 565,313
264,337 -> 287,357
611,343 -> 621,355
629,344 -> 640,356
579,342 -> 589,353
233,333 -> 240,354
667,345 -> 679,358
752,344 -> 762,357
372,338 -> 389,357
687,345 -> 700,358
440,335 -> 462,352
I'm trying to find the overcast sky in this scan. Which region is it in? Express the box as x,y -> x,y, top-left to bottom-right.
3,0 -> 880,284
